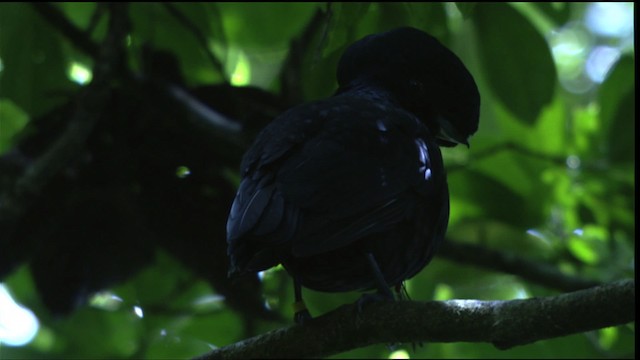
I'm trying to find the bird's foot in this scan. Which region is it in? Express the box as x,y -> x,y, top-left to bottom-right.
394,282 -> 411,301
293,300 -> 312,325
356,290 -> 395,315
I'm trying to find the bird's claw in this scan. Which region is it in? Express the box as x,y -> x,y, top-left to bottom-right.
293,300 -> 312,325
294,309 -> 312,325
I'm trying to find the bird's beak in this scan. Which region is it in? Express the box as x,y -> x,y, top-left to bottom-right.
436,115 -> 469,147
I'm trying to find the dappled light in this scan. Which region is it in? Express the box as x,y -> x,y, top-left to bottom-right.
133,305 -> 144,319
0,2 -> 633,359
585,2 -> 634,38
175,165 -> 191,179
389,349 -> 410,359
89,291 -> 124,311
0,284 -> 39,346
586,45 -> 621,83
229,50 -> 251,86
549,2 -> 633,94
67,61 -> 92,85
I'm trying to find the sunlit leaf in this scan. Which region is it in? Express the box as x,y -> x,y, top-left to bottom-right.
455,3 -> 477,19
433,283 -> 454,301
599,326 -> 618,350
130,3 -> 236,85
29,325 -> 56,353
568,228 -> 604,265
389,349 -> 410,359
219,3 -> 321,50
533,2 -> 571,27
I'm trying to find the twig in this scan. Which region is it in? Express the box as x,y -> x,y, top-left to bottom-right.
448,142 -> 568,173
86,3 -> 107,36
193,279 -> 634,359
165,83 -> 242,136
279,6 -> 331,105
439,240 -> 602,292
31,1 -> 245,150
31,2 -> 99,59
161,3 -> 227,81
1,4 -> 129,227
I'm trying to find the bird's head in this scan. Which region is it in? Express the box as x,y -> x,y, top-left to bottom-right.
336,27 -> 480,147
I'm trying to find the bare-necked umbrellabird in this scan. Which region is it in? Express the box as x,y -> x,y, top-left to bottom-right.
226,26 -> 480,323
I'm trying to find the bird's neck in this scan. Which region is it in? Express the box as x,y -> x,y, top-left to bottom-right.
334,79 -> 399,106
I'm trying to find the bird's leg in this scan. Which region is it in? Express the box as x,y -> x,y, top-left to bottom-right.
358,253 -> 403,350
357,252 -> 395,313
395,282 -> 411,301
366,252 -> 395,299
293,275 -> 311,325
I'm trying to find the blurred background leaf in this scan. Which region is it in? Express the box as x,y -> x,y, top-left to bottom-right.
0,2 -> 634,359
473,2 -> 558,125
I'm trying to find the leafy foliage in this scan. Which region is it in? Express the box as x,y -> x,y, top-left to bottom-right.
0,2 -> 634,359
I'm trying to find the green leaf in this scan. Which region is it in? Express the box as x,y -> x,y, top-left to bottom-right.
599,327 -> 619,350
599,55 -> 634,129
448,169 -> 543,229
55,308 -> 142,357
568,236 -> 599,265
0,99 -> 30,153
607,90 -> 635,164
218,3 -> 321,50
599,55 -> 635,164
302,45 -> 342,100
57,3 -> 98,31
408,3 -> 450,43
473,3 -> 557,125
214,3 -> 322,88
129,3 -> 224,86
325,3 -> 372,55
455,2 -> 477,19
375,3 -> 411,30
0,3 -> 76,117
533,2 -> 571,27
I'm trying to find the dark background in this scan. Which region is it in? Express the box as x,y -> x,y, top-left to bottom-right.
0,2 -> 634,358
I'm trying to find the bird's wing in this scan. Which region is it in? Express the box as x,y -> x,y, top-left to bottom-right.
227,96 -> 442,267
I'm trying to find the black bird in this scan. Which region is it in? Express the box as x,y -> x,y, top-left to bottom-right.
226,27 -> 480,323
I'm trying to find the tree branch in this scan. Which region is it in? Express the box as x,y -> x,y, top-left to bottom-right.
29,2 -> 245,152
31,2 -> 100,59
0,4 -> 129,228
448,141 -> 614,174
164,83 -> 243,141
193,279 -> 634,359
439,240 -> 602,292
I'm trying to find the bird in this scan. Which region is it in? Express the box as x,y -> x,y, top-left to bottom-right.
226,26 -> 480,323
